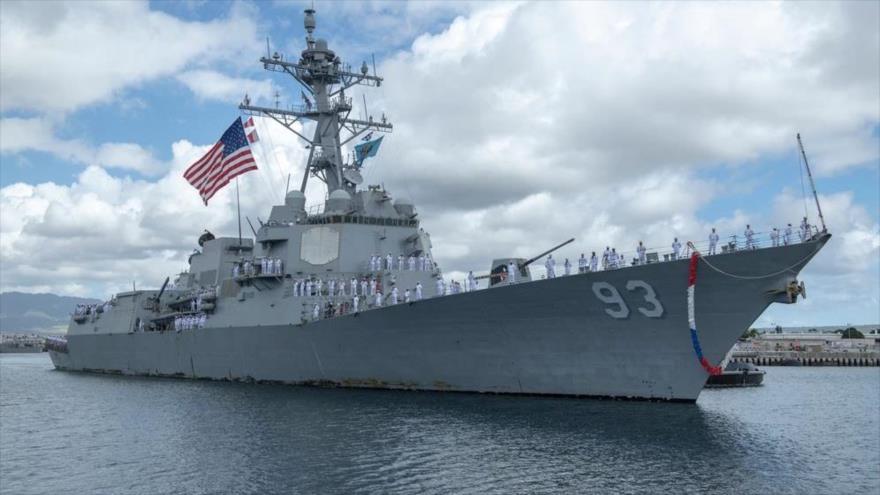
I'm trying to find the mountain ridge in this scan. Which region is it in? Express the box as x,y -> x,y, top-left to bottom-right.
0,292 -> 102,334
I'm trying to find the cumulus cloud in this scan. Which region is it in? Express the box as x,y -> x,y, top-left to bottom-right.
0,117 -> 164,175
367,1 -> 878,323
176,70 -> 277,104
0,1 -> 877,326
0,0 -> 261,113
0,116 -> 309,297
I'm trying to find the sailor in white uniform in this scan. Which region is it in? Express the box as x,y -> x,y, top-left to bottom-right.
353,295 -> 359,313
375,291 -> 383,307
506,261 -> 517,283
386,253 -> 393,270
415,281 -> 423,300
590,252 -> 598,272
709,228 -> 719,255
672,238 -> 681,260
545,255 -> 556,278
436,278 -> 444,296
637,241 -> 647,265
313,304 -> 320,319
744,224 -> 755,250
404,289 -> 411,303
360,279 -> 368,297
610,248 -> 619,268
390,286 -> 399,304
397,254 -> 405,271
578,254 -> 587,273
602,247 -> 611,270
800,217 -> 810,242
418,254 -> 426,271
467,271 -> 477,291
770,228 -> 780,247
563,258 -> 572,275
407,255 -> 415,271
350,277 -> 358,296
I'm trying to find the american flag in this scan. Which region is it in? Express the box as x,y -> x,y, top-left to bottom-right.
184,118 -> 258,205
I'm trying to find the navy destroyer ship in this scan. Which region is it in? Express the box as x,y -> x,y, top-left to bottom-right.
47,8 -> 830,402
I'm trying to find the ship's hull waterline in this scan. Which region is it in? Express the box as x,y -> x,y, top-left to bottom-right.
50,236 -> 828,402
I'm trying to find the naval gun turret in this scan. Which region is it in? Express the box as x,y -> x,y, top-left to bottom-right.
481,238 -> 575,286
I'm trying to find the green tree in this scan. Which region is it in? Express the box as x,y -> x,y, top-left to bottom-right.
841,327 -> 864,339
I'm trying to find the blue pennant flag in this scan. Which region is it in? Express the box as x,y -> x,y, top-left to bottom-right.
354,136 -> 383,166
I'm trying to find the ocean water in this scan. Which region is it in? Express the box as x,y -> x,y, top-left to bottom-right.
1,354 -> 877,495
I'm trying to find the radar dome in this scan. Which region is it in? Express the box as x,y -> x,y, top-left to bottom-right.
285,190 -> 306,210
329,189 -> 351,200
326,189 -> 352,213
393,197 -> 415,217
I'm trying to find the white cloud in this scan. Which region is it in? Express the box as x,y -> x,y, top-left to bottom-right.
0,117 -> 309,297
369,1 -> 879,323
177,70 -> 277,105
0,117 -> 164,175
0,1 -> 877,327
0,0 -> 261,113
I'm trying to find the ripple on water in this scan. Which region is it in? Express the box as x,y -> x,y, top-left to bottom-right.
1,355 -> 878,495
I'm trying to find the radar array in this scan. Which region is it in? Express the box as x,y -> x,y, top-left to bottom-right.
239,8 -> 393,194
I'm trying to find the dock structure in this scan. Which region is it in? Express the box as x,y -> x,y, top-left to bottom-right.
731,332 -> 880,366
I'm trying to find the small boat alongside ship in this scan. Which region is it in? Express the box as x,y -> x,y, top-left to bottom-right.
704,362 -> 765,388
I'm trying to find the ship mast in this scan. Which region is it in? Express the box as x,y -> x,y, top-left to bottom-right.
796,133 -> 827,233
239,8 -> 393,195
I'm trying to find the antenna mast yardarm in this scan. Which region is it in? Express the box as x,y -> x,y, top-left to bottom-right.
796,133 -> 827,232
239,8 -> 393,195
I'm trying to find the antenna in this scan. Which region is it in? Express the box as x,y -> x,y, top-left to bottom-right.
796,133 -> 827,232
371,54 -> 377,76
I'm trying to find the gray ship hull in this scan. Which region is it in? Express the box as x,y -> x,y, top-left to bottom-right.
49,236 -> 828,402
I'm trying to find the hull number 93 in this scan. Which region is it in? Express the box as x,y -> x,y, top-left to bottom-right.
591,281 -> 664,319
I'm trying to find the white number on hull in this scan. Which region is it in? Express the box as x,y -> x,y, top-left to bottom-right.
626,280 -> 664,318
591,280 -> 665,319
592,282 -> 630,318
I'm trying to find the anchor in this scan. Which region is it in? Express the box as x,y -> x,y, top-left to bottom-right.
766,280 -> 806,303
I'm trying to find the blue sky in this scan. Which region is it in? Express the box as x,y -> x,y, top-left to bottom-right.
1,1 -> 878,326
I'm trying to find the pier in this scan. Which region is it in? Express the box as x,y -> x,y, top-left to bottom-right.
731,330 -> 880,367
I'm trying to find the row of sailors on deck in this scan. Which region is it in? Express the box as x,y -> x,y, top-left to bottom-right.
73,301 -> 113,317
311,283 -> 427,318
187,290 -> 212,312
292,276 -> 407,298
232,257 -> 284,278
173,313 -> 207,332
370,253 -> 433,272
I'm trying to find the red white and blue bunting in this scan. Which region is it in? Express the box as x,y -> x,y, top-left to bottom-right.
688,251 -> 723,376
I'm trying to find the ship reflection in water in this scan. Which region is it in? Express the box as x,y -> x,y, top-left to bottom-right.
1,354 -> 878,495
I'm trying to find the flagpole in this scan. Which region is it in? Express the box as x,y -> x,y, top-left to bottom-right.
236,177 -> 242,246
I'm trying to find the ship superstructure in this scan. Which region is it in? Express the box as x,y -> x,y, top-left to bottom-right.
48,8 -> 830,402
